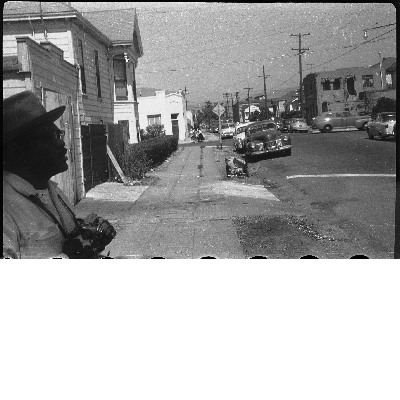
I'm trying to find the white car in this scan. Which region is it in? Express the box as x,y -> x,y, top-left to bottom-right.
220,123 -> 236,139
233,122 -> 251,152
367,112 -> 396,140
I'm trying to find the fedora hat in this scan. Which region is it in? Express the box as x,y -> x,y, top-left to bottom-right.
3,90 -> 66,144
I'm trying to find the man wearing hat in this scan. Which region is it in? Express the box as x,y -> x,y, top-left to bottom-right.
3,90 -> 116,259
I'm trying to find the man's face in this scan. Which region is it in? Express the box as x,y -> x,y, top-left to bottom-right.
17,122 -> 69,177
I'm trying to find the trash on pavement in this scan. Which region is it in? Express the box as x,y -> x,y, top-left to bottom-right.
225,156 -> 248,178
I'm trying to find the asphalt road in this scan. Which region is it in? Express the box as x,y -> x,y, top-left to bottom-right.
243,130 -> 397,258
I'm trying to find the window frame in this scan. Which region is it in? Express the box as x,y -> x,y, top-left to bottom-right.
147,114 -> 161,125
77,39 -> 86,94
113,58 -> 128,101
94,50 -> 102,99
362,75 -> 374,88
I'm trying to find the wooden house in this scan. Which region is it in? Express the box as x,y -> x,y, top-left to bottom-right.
3,1 -> 144,203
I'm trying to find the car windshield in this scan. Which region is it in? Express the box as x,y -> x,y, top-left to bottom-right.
381,114 -> 396,122
293,118 -> 306,122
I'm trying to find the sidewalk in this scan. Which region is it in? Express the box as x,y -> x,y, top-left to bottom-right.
74,140 -> 288,258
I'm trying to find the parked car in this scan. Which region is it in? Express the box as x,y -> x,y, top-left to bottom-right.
233,122 -> 251,153
220,122 -> 236,139
354,115 -> 372,131
209,125 -> 218,133
311,111 -> 362,133
243,120 -> 292,159
367,112 -> 396,140
280,119 -> 292,133
289,118 -> 309,133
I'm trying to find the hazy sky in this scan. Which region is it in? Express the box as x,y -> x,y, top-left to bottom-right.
71,2 -> 396,109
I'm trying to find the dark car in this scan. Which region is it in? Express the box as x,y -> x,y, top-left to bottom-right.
281,119 -> 292,132
243,120 -> 292,158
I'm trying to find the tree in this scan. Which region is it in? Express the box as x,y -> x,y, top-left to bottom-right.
371,97 -> 396,118
196,100 -> 218,129
249,110 -> 261,122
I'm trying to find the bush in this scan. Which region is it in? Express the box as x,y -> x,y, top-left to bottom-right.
371,97 -> 396,118
115,135 -> 179,180
140,123 -> 165,141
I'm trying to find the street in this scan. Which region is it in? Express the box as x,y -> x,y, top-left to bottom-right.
206,129 -> 396,258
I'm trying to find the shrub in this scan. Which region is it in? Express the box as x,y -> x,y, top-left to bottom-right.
141,123 -> 165,141
115,135 -> 179,180
371,97 -> 396,118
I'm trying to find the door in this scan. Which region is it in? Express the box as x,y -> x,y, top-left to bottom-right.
171,113 -> 179,136
81,124 -> 108,193
44,90 -> 77,204
342,111 -> 356,129
333,113 -> 344,129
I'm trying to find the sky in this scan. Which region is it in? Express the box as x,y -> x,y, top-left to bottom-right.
71,2 -> 396,110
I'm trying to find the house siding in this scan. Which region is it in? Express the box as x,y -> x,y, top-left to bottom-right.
69,24 -> 113,126
3,36 -> 84,204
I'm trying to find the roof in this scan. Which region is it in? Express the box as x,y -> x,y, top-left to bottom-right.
3,1 -> 76,16
386,61 -> 397,73
137,87 -> 181,97
81,8 -> 142,51
3,1 -> 143,53
3,1 -> 110,44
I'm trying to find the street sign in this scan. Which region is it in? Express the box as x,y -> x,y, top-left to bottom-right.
213,104 -> 225,116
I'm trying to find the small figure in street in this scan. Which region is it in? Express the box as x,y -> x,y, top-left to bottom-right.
3,91 -> 116,259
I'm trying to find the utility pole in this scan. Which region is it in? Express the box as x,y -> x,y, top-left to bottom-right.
223,92 -> 230,121
258,65 -> 270,120
244,87 -> 252,122
183,86 -> 188,110
230,93 -> 235,122
291,32 -> 310,118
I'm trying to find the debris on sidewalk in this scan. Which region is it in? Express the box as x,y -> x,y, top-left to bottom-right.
225,156 -> 248,178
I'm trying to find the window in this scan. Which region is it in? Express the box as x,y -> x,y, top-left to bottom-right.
322,79 -> 331,91
77,39 -> 86,93
332,78 -> 341,90
322,102 -> 328,112
94,50 -> 101,98
362,75 -> 374,88
132,63 -> 137,102
346,77 -> 356,95
147,114 -> 161,125
113,58 -> 128,100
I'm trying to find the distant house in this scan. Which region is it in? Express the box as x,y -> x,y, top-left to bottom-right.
137,88 -> 188,140
303,57 -> 396,124
3,1 -> 144,202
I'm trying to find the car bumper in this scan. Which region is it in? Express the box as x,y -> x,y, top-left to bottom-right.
248,144 -> 292,155
292,128 -> 308,132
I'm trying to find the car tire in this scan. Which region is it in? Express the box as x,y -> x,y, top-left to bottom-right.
323,125 -> 333,133
368,129 -> 374,140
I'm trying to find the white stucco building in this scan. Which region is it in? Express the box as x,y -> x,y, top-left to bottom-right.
137,89 -> 188,141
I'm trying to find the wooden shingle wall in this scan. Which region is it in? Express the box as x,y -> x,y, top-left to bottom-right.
70,22 -> 113,126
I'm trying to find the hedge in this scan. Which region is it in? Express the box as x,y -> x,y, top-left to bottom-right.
115,135 -> 179,180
